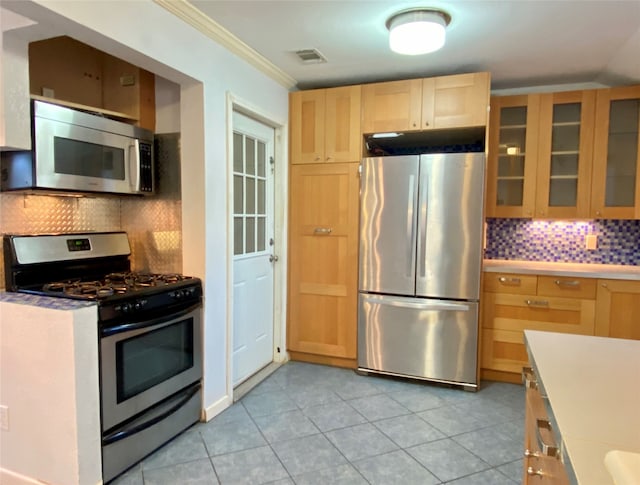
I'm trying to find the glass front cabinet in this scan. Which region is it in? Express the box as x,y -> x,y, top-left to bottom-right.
488,87 -> 639,219
486,95 -> 540,218
591,86 -> 640,219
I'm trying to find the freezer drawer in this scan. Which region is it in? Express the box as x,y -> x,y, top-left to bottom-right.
358,293 -> 478,386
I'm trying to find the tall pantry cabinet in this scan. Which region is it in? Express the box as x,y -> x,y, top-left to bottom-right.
287,86 -> 361,367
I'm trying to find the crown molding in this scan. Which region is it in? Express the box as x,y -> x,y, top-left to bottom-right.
153,0 -> 297,89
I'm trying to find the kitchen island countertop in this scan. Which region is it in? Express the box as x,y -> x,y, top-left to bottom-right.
525,330 -> 640,485
484,259 -> 640,280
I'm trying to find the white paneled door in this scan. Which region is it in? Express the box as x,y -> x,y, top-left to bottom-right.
232,111 -> 276,387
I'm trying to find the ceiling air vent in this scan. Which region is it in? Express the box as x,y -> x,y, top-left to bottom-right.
295,48 -> 327,64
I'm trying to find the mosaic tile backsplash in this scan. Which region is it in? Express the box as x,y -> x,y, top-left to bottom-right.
485,218 -> 640,266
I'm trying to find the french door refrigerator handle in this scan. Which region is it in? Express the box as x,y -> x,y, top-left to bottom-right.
418,159 -> 429,278
406,174 -> 416,278
362,295 -> 469,312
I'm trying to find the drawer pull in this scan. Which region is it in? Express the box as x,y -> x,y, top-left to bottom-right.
314,227 -> 332,235
527,466 -> 545,477
526,299 -> 549,307
498,276 -> 521,284
554,279 -> 580,287
522,367 -> 538,390
524,449 -> 541,458
536,419 -> 560,458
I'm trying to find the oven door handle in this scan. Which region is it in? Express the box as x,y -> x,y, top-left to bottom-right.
101,302 -> 201,337
102,383 -> 200,446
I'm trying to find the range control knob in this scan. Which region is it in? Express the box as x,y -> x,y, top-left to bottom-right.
134,301 -> 141,311
121,303 -> 132,313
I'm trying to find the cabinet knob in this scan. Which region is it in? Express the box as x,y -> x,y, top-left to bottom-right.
425,121 -> 429,127
326,156 -> 331,161
601,283 -> 608,288
596,210 -> 601,216
314,156 -> 321,161
524,449 -> 541,458
412,122 -> 417,127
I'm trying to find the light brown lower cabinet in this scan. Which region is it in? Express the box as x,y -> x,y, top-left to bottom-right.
482,272 -> 596,383
594,279 -> 640,340
287,162 -> 359,368
524,373 -> 570,484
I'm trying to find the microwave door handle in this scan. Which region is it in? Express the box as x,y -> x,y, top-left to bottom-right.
128,140 -> 141,193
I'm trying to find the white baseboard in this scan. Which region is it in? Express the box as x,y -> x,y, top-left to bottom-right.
233,361 -> 283,402
0,468 -> 99,485
202,393 -> 232,422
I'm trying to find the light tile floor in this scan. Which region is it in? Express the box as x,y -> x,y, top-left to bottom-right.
112,362 -> 525,484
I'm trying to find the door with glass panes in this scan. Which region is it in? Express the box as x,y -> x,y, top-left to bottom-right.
232,111 -> 276,386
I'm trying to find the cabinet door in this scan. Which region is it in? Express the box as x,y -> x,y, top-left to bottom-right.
595,279 -> 640,339
591,86 -> 640,219
290,90 -> 325,164
324,86 -> 361,163
486,95 -> 540,217
536,91 -> 596,218
361,79 -> 422,133
288,163 -> 359,359
422,72 -> 490,129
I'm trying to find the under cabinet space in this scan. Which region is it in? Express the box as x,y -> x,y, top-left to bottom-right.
28,36 -> 156,131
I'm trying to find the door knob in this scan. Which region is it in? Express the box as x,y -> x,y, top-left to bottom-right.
269,254 -> 279,263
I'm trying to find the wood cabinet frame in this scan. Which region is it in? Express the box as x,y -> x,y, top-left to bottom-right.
591,85 -> 640,219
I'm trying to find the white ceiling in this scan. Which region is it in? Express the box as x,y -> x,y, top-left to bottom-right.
190,0 -> 640,91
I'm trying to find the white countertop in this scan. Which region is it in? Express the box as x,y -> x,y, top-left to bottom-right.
525,330 -> 640,485
484,259 -> 640,280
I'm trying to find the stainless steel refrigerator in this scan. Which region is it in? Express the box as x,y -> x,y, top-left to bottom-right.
358,152 -> 485,389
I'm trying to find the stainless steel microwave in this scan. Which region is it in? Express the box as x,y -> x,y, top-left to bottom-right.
1,100 -> 154,196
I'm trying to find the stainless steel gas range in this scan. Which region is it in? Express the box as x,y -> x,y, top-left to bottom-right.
3,231 -> 203,483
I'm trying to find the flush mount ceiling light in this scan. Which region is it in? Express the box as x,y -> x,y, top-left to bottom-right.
386,8 -> 451,55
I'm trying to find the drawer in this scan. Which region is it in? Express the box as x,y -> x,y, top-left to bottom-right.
483,292 -> 596,335
481,329 -> 528,374
484,273 -> 537,294
537,276 -> 597,299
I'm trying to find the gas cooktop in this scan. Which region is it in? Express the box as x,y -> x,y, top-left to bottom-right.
37,272 -> 197,300
3,232 -> 202,315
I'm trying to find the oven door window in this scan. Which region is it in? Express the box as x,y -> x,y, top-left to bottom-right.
116,318 -> 194,403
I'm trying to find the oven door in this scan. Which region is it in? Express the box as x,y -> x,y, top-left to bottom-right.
100,303 -> 202,432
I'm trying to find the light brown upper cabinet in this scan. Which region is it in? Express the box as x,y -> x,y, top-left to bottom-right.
289,86 -> 361,164
29,36 -> 156,132
361,72 -> 490,134
486,91 -> 596,218
591,85 -> 640,219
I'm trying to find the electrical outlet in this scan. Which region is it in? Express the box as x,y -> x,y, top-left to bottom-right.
0,405 -> 8,431
586,234 -> 598,250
